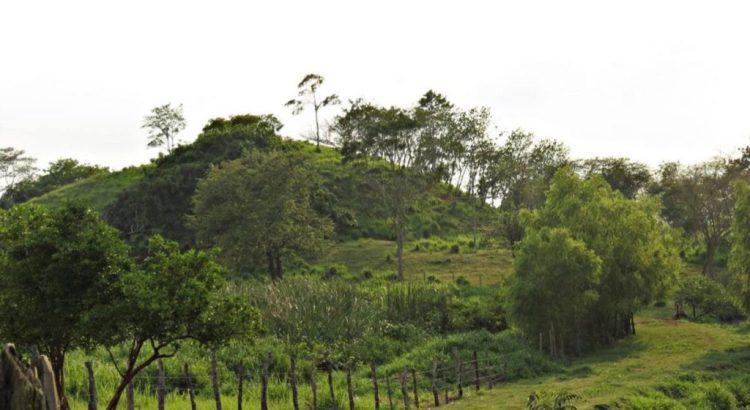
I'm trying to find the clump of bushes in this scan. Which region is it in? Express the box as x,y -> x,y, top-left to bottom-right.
674,276 -> 746,323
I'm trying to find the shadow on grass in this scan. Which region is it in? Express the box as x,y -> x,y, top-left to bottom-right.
682,345 -> 750,375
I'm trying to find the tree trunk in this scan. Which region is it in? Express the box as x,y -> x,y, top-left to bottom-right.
431,361 -> 439,407
472,351 -> 480,391
184,363 -> 196,410
346,366 -> 355,410
211,350 -> 223,410
396,225 -> 405,280
50,347 -> 69,410
85,361 -> 97,410
157,359 -> 166,410
410,368 -> 419,408
399,368 -> 410,410
261,352 -> 271,410
386,372 -> 395,410
327,366 -> 338,410
370,363 -> 380,410
704,240 -> 718,276
290,355 -> 300,410
309,367 -> 317,410
126,379 -> 135,410
275,254 -> 283,280
237,365 -> 244,410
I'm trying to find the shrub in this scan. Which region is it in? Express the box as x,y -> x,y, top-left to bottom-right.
675,276 -> 746,322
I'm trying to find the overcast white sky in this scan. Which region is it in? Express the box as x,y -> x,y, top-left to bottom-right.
2,0 -> 750,170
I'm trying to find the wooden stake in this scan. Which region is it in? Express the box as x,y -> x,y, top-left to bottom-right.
309,366 -> 318,410
472,351 -> 480,391
386,372 -> 395,410
410,368 -> 419,408
261,352 -> 272,410
237,364 -> 245,410
184,363 -> 196,410
346,365 -> 355,410
399,368 -> 410,409
290,355 -> 300,410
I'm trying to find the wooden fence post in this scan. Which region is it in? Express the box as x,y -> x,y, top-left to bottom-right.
261,352 -> 272,410
211,350 -> 223,410
472,351 -> 480,391
399,368 -> 410,409
410,368 -> 419,408
386,372 -> 395,410
309,366 -> 318,410
237,364 -> 245,410
290,354 -> 300,410
370,363 -> 380,410
346,365 -> 355,410
126,379 -> 135,410
85,361 -> 97,410
157,359 -> 166,410
184,363 -> 196,410
431,361 -> 439,407
453,349 -> 463,399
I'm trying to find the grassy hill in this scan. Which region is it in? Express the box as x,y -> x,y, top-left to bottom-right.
28,165 -> 147,212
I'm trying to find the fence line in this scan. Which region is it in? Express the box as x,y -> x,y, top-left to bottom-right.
83,350 -> 516,409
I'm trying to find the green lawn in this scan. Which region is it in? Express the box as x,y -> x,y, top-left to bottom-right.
448,306 -> 750,409
317,238 -> 514,285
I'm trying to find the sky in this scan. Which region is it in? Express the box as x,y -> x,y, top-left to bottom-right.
2,0 -> 750,171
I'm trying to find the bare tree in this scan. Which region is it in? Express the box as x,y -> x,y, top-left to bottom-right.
286,74 -> 340,149
0,147 -> 36,194
142,103 -> 186,154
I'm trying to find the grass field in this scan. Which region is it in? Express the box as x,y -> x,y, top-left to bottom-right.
317,238 -> 514,286
449,305 -> 750,409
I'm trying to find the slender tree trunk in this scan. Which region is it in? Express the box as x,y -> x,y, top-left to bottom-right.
346,366 -> 355,410
472,351 -> 480,391
704,240 -> 718,276
309,366 -> 318,410
396,224 -> 405,280
431,361 -> 439,407
370,363 -> 380,410
126,379 -> 135,410
50,348 -> 70,410
261,352 -> 272,410
290,355 -> 300,410
85,361 -> 97,410
386,373 -> 395,410
327,366 -> 338,410
410,368 -> 419,408
211,350 -> 223,410
399,368 -> 410,410
237,365 -> 245,410
184,363 -> 196,410
157,359 -> 166,410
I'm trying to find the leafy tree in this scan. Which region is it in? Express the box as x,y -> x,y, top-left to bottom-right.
107,114 -> 282,252
0,204 -> 131,409
1,158 -> 108,207
143,103 -> 187,154
508,227 -> 601,356
577,157 -> 651,199
512,168 -> 680,351
286,73 -> 340,149
100,236 -> 253,410
191,150 -> 334,279
651,158 -> 736,275
0,147 -> 36,196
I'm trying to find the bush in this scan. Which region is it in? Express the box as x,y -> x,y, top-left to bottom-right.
675,276 -> 746,322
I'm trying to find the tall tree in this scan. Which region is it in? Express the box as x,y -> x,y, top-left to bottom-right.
286,74 -> 340,149
143,103 -> 187,154
651,158 -> 736,275
335,94 -> 452,279
101,236 -> 252,410
191,150 -> 334,279
0,204 -> 132,410
577,157 -> 651,199
0,147 -> 36,195
729,180 -> 750,308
